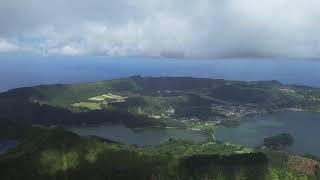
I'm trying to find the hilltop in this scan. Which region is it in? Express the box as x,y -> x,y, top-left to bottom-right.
0,76 -> 319,130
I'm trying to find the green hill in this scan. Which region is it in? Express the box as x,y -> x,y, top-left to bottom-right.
0,122 -> 319,180
0,76 -> 319,128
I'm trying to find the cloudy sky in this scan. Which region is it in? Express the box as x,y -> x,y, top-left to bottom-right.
0,0 -> 320,58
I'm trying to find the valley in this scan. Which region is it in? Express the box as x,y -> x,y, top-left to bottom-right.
1,76 -> 320,179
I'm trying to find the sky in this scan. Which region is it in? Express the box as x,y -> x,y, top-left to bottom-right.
0,0 -> 320,58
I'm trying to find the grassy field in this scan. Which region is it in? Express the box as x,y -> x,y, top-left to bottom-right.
72,102 -> 102,110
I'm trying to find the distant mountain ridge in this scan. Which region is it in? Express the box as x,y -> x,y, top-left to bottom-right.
0,76 -> 319,127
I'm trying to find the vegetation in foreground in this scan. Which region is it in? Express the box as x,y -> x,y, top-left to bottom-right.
0,121 -> 319,180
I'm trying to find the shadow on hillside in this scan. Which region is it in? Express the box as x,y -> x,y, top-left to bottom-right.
0,101 -> 156,128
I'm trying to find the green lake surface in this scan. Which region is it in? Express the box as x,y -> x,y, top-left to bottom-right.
68,125 -> 209,146
214,111 -> 320,156
68,111 -> 320,156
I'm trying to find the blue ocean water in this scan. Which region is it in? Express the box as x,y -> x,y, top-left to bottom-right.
0,55 -> 320,92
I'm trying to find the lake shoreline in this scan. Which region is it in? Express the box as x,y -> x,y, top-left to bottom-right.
213,110 -> 320,157
67,124 -> 210,146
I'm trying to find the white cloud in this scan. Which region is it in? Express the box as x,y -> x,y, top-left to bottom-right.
49,45 -> 86,56
0,39 -> 18,53
0,0 -> 320,58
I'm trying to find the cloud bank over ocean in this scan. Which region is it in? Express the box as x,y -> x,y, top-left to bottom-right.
1,0 -> 320,58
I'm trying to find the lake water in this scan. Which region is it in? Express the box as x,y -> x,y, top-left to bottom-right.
0,140 -> 17,154
1,55 -> 320,92
214,111 -> 320,156
68,124 -> 209,146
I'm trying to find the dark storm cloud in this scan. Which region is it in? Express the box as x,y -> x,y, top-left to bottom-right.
0,0 -> 319,58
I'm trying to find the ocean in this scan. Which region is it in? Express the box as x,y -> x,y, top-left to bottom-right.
1,55 -> 319,92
